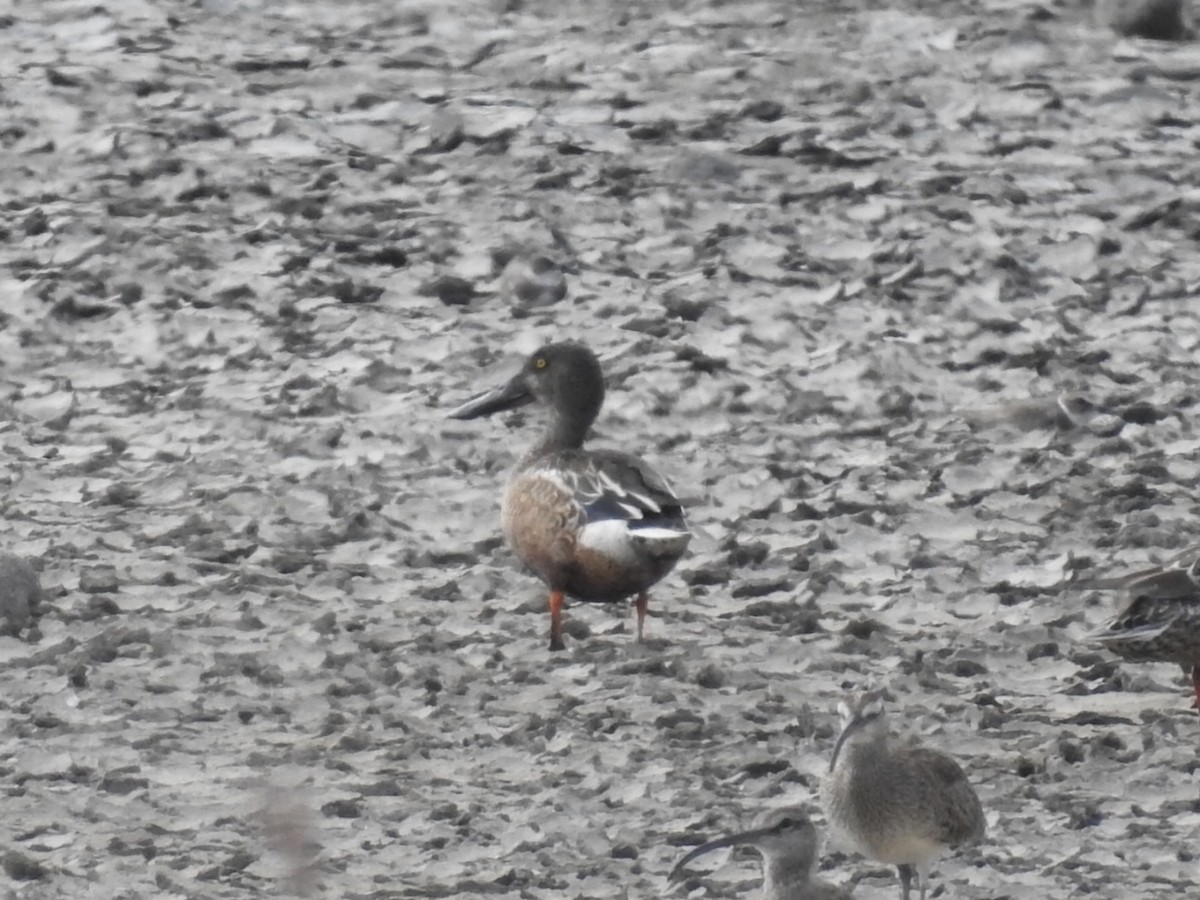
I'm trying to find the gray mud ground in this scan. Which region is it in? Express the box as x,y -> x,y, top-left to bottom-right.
4,0 -> 1200,897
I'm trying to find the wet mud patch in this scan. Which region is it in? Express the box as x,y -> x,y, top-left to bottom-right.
3,0 -> 1200,897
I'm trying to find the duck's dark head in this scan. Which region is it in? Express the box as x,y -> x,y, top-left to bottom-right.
448,342 -> 605,448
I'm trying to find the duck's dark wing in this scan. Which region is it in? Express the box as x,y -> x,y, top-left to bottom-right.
547,449 -> 688,528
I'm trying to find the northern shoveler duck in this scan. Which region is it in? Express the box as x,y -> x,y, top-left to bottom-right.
448,342 -> 690,651
669,806 -> 852,900
1091,547 -> 1200,709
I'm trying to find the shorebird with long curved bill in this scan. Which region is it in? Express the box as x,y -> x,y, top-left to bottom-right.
823,691 -> 985,900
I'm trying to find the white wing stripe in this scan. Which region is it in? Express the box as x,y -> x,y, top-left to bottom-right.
529,461 -> 676,519
628,526 -> 690,540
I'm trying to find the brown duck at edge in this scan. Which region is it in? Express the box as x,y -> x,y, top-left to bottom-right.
1089,548 -> 1200,709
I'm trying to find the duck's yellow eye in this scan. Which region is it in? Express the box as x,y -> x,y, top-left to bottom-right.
534,357 -> 548,370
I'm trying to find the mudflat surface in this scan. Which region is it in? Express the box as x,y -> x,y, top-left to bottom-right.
3,0 -> 1200,897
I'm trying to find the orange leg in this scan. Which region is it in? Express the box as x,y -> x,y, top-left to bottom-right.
635,592 -> 649,642
549,590 -> 566,652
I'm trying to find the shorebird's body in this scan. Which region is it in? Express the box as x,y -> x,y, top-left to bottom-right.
823,692 -> 985,900
449,342 -> 690,650
669,807 -> 851,900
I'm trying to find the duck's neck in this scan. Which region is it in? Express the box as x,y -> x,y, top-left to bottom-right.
532,411 -> 593,456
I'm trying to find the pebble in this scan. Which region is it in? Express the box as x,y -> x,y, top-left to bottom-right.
0,554 -> 44,636
1103,0 -> 1187,39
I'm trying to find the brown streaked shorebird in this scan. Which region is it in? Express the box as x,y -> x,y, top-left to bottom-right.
823,692 -> 985,900
1089,547 -> 1200,708
448,342 -> 690,651
669,806 -> 851,900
